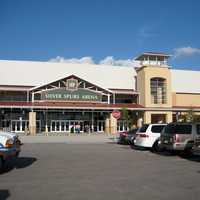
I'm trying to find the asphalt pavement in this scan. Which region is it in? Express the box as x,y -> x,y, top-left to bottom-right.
18,134 -> 115,144
0,139 -> 200,200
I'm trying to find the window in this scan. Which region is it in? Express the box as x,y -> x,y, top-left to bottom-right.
196,124 -> 200,135
151,125 -> 166,133
139,124 -> 149,133
150,78 -> 167,104
164,124 -> 192,135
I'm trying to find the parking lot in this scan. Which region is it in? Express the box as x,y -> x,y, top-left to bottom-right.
1,139 -> 200,200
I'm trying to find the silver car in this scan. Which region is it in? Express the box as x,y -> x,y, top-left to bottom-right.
160,122 -> 200,154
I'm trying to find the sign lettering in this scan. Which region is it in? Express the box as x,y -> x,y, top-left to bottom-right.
41,88 -> 102,102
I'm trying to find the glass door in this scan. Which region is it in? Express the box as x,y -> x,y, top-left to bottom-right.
11,120 -> 28,133
97,120 -> 105,132
117,120 -> 128,132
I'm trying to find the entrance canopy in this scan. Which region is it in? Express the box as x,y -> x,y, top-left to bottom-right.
0,101 -> 144,111
30,74 -> 113,104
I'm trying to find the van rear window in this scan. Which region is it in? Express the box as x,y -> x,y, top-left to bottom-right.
151,125 -> 165,133
164,124 -> 192,135
139,124 -> 149,133
196,125 -> 200,135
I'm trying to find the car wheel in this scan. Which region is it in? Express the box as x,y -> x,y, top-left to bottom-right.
183,148 -> 192,156
152,141 -> 163,152
130,138 -> 135,146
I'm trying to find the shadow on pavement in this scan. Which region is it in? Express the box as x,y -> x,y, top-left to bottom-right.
150,149 -> 200,161
0,157 -> 37,174
150,150 -> 178,157
0,190 -> 10,200
179,154 -> 200,162
130,145 -> 149,151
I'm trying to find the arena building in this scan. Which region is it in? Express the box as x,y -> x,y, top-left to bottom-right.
0,52 -> 200,135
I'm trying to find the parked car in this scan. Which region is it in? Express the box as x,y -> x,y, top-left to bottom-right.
134,124 -> 166,151
117,128 -> 138,145
160,122 -> 200,154
0,131 -> 21,171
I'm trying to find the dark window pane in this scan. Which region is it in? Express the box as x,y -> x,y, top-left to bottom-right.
196,125 -> 200,135
174,125 -> 192,134
164,124 -> 192,135
151,125 -> 165,133
139,124 -> 149,133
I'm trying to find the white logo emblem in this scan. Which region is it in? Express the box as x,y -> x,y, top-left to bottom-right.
66,78 -> 78,91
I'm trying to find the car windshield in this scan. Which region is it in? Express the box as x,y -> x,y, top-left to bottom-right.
138,124 -> 149,133
164,124 -> 192,135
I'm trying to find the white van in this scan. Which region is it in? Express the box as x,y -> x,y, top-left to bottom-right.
134,124 -> 166,151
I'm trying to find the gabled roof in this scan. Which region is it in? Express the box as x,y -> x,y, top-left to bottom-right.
31,74 -> 112,94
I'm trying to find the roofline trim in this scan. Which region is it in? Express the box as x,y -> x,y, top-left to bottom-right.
29,74 -> 113,94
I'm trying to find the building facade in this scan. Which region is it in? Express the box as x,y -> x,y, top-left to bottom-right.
0,52 -> 200,134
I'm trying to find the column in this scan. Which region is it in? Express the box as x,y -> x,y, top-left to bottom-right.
29,112 -> 36,135
166,112 -> 173,123
110,113 -> 117,134
144,111 -> 151,124
137,118 -> 143,128
105,117 -> 110,134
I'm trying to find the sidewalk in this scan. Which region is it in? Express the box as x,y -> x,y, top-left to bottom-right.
19,134 -> 118,144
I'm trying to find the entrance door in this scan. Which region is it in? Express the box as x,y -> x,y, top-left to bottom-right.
60,121 -> 70,132
117,120 -> 128,132
11,120 -> 29,133
51,120 -> 62,132
70,121 -> 84,133
94,120 -> 105,132
50,120 -> 84,133
51,121 -> 56,132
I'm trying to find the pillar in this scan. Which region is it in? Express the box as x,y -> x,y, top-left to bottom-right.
105,117 -> 110,134
29,112 -> 36,135
144,111 -> 151,124
166,112 -> 173,123
45,125 -> 49,136
110,113 -> 117,134
137,118 -> 143,128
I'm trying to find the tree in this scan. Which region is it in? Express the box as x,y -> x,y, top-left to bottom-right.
186,109 -> 194,122
121,108 -> 132,129
185,109 -> 200,122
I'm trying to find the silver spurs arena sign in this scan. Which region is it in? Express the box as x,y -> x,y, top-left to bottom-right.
41,78 -> 102,102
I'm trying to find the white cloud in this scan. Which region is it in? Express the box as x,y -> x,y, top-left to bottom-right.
174,47 -> 200,58
49,56 -> 140,67
49,56 -> 94,64
99,56 -> 140,67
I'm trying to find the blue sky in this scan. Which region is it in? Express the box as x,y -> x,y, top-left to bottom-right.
0,0 -> 200,70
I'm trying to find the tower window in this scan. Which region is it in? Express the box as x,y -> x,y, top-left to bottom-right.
150,78 -> 167,104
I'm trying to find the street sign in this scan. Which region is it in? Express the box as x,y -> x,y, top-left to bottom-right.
112,110 -> 121,119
